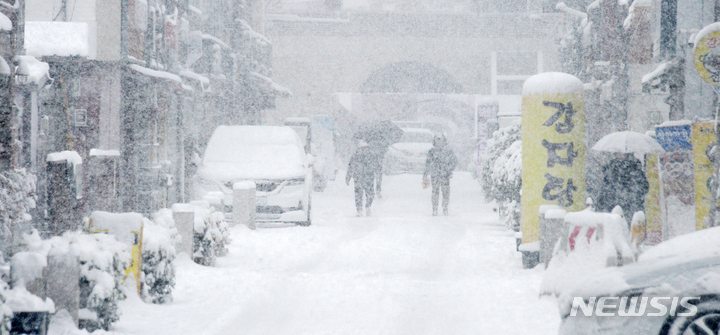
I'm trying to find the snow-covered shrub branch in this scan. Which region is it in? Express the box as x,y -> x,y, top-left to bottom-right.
480,124 -> 522,229
141,209 -> 180,304
0,169 -> 37,257
192,204 -> 229,267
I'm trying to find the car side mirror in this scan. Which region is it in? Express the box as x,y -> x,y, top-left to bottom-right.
307,153 -> 315,166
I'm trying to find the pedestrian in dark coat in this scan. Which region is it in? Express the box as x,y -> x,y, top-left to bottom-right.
597,152 -> 649,224
368,142 -> 388,199
346,140 -> 376,216
423,134 -> 458,216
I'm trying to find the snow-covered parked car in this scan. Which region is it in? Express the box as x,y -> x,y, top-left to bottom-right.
557,226 -> 720,335
193,125 -> 313,226
383,127 -> 434,174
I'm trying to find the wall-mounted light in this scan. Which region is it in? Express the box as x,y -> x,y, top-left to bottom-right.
14,60 -> 29,85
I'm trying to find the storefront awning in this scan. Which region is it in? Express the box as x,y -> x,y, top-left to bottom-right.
179,69 -> 211,92
128,64 -> 183,84
249,71 -> 292,98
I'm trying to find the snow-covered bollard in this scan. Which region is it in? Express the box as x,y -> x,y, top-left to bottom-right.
539,205 -> 567,267
171,204 -> 195,257
233,181 -> 256,230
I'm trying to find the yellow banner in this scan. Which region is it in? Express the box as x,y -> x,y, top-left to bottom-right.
521,84 -> 586,243
645,153 -> 662,244
693,122 -> 716,230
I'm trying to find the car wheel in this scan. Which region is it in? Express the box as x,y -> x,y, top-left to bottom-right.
665,299 -> 720,335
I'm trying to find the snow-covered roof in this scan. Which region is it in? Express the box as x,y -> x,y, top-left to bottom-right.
25,21 -> 89,58
129,64 -> 182,84
521,72 -> 583,96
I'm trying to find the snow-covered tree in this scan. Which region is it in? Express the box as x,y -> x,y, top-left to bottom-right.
480,124 -> 522,229
0,169 -> 37,258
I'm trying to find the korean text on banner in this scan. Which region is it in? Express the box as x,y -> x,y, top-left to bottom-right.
521,73 -> 586,244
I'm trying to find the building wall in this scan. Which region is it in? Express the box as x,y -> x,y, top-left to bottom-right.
266,13 -> 566,124
96,0 -> 122,61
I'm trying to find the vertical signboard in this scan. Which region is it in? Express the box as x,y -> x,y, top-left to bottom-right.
655,121 -> 696,240
521,73 -> 586,244
693,122 -> 716,230
645,153 -> 662,244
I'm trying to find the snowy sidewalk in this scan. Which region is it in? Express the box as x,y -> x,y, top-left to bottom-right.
114,172 -> 560,335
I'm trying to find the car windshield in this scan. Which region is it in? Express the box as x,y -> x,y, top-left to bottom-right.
401,131 -> 433,143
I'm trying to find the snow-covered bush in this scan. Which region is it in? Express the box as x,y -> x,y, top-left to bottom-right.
0,276 -> 10,335
0,169 -> 37,257
141,210 -> 179,304
480,124 -> 522,229
192,204 -> 229,266
17,229 -> 129,331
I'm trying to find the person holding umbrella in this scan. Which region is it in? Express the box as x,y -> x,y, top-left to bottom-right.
423,133 -> 458,216
596,152 -> 649,221
592,131 -> 661,225
353,120 -> 404,200
346,140 -> 376,216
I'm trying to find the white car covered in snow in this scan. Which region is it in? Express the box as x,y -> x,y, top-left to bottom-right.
383,127 -> 434,174
557,226 -> 720,335
193,125 -> 312,226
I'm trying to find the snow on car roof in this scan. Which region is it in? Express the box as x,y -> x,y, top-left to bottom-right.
640,226 -> 720,262
199,126 -> 307,180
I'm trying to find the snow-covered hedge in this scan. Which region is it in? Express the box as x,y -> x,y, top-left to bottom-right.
16,229 -> 129,331
480,124 -> 522,229
191,203 -> 229,267
141,209 -> 180,304
0,169 -> 37,257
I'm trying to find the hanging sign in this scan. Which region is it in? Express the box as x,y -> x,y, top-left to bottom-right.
694,22 -> 720,86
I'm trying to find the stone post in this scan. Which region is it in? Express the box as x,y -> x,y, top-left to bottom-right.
171,204 -> 195,257
233,181 -> 255,230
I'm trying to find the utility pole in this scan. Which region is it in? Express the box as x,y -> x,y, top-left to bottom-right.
0,0 -> 24,171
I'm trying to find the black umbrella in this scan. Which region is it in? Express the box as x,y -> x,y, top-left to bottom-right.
353,120 -> 404,147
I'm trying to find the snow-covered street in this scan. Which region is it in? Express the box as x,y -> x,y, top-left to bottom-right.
114,172 -> 560,335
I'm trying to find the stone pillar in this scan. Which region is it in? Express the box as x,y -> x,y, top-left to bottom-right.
540,208 -> 567,267
171,204 -> 195,257
233,181 -> 255,230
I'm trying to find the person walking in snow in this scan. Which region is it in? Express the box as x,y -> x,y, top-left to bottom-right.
596,152 -> 649,225
423,134 -> 458,216
368,141 -> 388,199
346,140 -> 376,216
